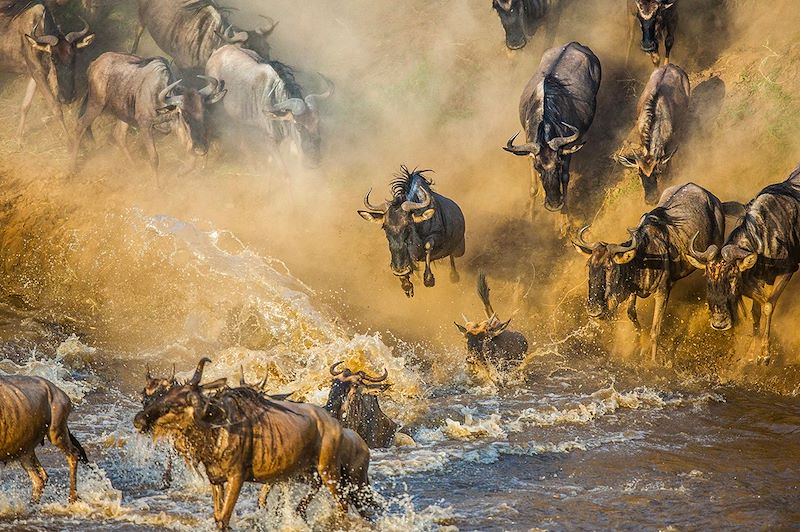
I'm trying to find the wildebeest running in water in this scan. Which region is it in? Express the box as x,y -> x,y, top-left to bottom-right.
358,166 -> 466,297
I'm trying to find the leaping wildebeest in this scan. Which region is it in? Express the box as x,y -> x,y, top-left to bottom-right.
0,0 -> 95,143
0,374 -> 89,504
686,166 -> 800,364
616,64 -> 690,205
358,166 -> 466,298
491,0 -> 553,51
627,0 -> 677,66
325,362 -> 398,449
133,358 -> 378,529
455,274 -> 528,373
573,183 -> 737,362
503,41 -> 601,217
72,52 -> 226,182
132,0 -> 278,72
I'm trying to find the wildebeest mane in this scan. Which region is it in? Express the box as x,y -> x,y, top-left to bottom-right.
540,75 -> 579,142
390,165 -> 433,200
639,90 -> 660,149
268,60 -> 303,99
216,386 -> 297,416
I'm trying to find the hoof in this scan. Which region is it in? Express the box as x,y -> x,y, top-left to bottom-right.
400,277 -> 414,298
423,272 -> 435,288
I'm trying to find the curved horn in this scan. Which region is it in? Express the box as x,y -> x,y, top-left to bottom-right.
158,79 -> 182,105
189,357 -> 212,386
170,364 -> 176,383
145,364 -> 152,380
721,244 -> 752,262
330,361 -> 346,376
363,188 -> 388,212
223,24 -> 248,44
197,75 -> 221,98
305,73 -> 335,103
255,15 -> 279,36
574,225 -> 599,251
29,19 -> 58,46
503,131 -> 540,157
547,122 -> 581,151
272,98 -> 307,116
607,229 -> 639,255
239,365 -> 246,386
401,186 -> 432,212
65,17 -> 90,43
688,232 -> 719,263
357,367 -> 389,383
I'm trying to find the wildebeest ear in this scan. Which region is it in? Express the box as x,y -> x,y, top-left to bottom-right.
454,322 -> 468,335
615,154 -> 640,169
684,254 -> 707,271
76,33 -> 96,49
412,208 -> 435,223
24,34 -> 53,54
738,253 -> 757,272
561,142 -> 585,155
357,210 -> 384,224
613,249 -> 637,265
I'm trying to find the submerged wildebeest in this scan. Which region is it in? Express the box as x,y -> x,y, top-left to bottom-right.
325,362 -> 398,449
0,0 -> 95,142
72,52 -> 226,182
132,0 -> 278,72
205,44 -> 334,168
358,166 -> 466,297
491,0 -> 553,51
686,166 -> 800,364
617,64 -> 690,205
504,41 -> 601,218
455,274 -> 528,372
0,375 -> 89,504
627,0 -> 677,66
573,183 -> 740,362
134,358 -> 378,529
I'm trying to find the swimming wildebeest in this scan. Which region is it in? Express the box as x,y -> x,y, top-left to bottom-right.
627,0 -> 677,66
455,274 -> 528,371
573,183 -> 738,362
686,166 -> 800,364
205,44 -> 334,168
616,64 -> 690,205
72,52 -> 226,182
503,41 -> 601,218
357,166 -> 466,298
132,0 -> 278,71
491,0 -> 553,51
0,375 -> 89,504
133,358 -> 378,529
325,362 -> 398,449
0,0 -> 95,143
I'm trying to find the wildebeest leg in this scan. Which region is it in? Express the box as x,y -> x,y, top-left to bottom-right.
257,483 -> 270,508
131,23 -> 145,54
649,50 -> 660,67
217,476 -> 244,530
664,29 -> 674,65
626,294 -> 641,333
211,483 -> 225,522
19,452 -> 48,503
296,474 -> 321,519
751,301 -> 762,338
161,452 -> 173,489
423,239 -> 435,287
32,71 -> 69,142
559,156 -> 572,237
16,78 -> 37,145
48,409 -> 82,503
112,121 -> 135,165
449,255 -> 460,283
73,97 -> 106,172
142,129 -> 161,187
753,273 -> 792,364
647,290 -> 669,364
528,161 -> 539,220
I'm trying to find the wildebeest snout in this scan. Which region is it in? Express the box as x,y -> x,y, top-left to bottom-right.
133,411 -> 150,432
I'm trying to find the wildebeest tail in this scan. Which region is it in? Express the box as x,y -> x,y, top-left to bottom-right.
477,273 -> 496,319
722,201 -> 746,218
69,430 -> 89,463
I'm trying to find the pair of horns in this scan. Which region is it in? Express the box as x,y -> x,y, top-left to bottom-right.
362,185 -> 431,214
573,225 -> 638,255
329,361 -> 389,382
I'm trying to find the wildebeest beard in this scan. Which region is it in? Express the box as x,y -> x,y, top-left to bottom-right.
703,259 -> 745,331
384,203 -> 424,276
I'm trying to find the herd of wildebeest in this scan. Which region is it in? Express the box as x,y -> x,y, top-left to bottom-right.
0,0 -> 797,529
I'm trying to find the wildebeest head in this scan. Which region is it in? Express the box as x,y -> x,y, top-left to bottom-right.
218,16 -> 279,60
133,358 -> 229,434
634,0 -> 675,53
24,18 -> 95,103
141,363 -> 177,408
617,148 -> 677,205
573,226 -> 640,318
156,76 -> 226,157
358,181 -> 436,279
454,317 -> 512,358
504,126 -> 584,212
265,74 -> 334,167
685,233 -> 757,331
325,362 -> 390,419
492,0 -> 527,50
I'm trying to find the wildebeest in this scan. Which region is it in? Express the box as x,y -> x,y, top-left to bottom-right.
573,183 -> 735,362
357,166 -> 466,297
491,0 -> 553,51
133,358 -> 378,529
0,375 -> 89,504
617,64 -> 690,204
627,0 -> 677,66
0,0 -> 95,142
503,41 -> 601,216
205,44 -> 334,168
325,362 -> 398,449
132,0 -> 278,72
455,274 -> 528,371
686,166 -> 800,364
141,364 -> 178,488
72,52 -> 226,182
